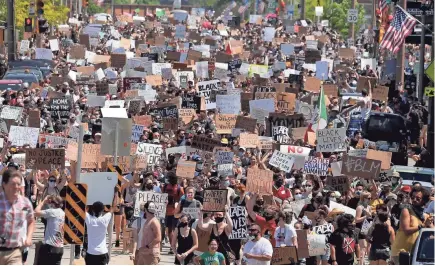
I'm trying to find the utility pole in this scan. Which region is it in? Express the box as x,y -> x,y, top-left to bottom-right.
7,0 -> 15,61
395,0 -> 406,90
111,0 -> 115,19
300,0 -> 305,19
372,0 -> 378,58
349,0 -> 356,40
418,7 -> 426,102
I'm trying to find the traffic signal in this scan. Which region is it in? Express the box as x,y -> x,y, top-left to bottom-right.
38,19 -> 48,33
24,18 -> 33,32
83,0 -> 88,7
37,0 -> 44,15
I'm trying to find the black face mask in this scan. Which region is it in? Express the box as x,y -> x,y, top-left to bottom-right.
264,214 -> 274,221
215,217 -> 224,223
256,200 -> 264,206
178,222 -> 188,228
169,178 -> 177,185
275,180 -> 283,187
146,184 -> 154,190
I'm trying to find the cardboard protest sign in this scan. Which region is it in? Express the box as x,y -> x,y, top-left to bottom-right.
101,118 -> 132,156
134,191 -> 168,218
9,126 -> 39,148
338,48 -> 355,59
111,53 -> 127,68
239,133 -> 260,148
179,109 -> 195,124
216,151 -> 234,164
372,85 -> 389,101
246,168 -> 273,195
341,154 -> 382,179
162,117 -> 178,131
357,76 -> 377,93
217,163 -> 233,177
304,77 -> 321,93
203,189 -> 228,212
276,92 -> 296,113
296,230 -> 310,259
269,150 -> 295,173
1,106 -> 23,121
123,77 -> 142,91
136,143 -> 163,166
366,149 -> 392,170
323,84 -> 338,97
216,114 -> 237,134
81,144 -> 105,168
303,157 -> 329,176
25,148 -> 65,170
316,128 -> 347,152
28,110 -> 40,128
271,246 -> 298,265
235,116 -> 257,133
133,115 -> 152,127
330,201 -> 356,216
191,135 -> 221,152
326,176 -> 349,195
145,75 -> 163,86
176,160 -> 197,179
308,234 -> 327,256
229,207 -> 248,240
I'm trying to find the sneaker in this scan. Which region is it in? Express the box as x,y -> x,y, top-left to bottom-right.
115,240 -> 120,247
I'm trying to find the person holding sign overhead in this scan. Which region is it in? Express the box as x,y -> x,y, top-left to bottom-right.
198,205 -> 233,265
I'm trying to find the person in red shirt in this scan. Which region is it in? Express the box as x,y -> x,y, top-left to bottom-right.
246,193 -> 277,247
272,173 -> 293,201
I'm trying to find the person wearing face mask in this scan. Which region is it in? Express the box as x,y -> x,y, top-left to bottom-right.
198,206 -> 233,265
246,193 -> 278,247
355,192 -> 372,264
391,186 -> 433,265
347,183 -> 364,209
174,187 -> 202,220
136,201 -> 162,265
243,224 -> 273,265
299,194 -> 325,219
34,195 -> 65,265
293,187 -> 304,201
219,176 -> 235,204
171,214 -> 198,265
272,174 -> 292,201
273,211 -> 297,248
329,214 -> 360,265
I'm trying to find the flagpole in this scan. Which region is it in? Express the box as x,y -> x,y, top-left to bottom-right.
395,0 -> 406,90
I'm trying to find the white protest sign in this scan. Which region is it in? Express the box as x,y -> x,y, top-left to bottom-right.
308,234 -> 327,256
104,100 -> 125,108
80,172 -> 118,205
35,48 -> 53,60
138,89 -> 157,102
86,95 -> 106,107
303,157 -> 329,176
134,191 -> 168,219
216,94 -> 241,115
20,40 -> 30,53
316,128 -> 347,152
312,223 -> 334,235
197,80 -> 221,109
269,150 -> 295,173
330,201 -> 356,216
136,143 -> 163,166
101,108 -> 128,118
182,207 -> 200,219
249,99 -> 275,113
196,61 -> 209,78
9,126 -> 39,148
12,154 -> 26,166
331,161 -> 342,176
263,27 -> 276,42
361,219 -> 373,234
218,163 -> 233,177
49,39 -> 60,51
280,145 -> 312,156
289,198 -> 311,217
1,106 -> 23,121
229,206 -> 248,240
216,151 -> 234,164
152,63 -> 171,75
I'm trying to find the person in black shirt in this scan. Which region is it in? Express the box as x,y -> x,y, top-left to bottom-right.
329,214 -> 360,265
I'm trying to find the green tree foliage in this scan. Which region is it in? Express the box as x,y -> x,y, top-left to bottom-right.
305,0 -> 365,38
88,0 -> 107,15
8,0 -> 69,28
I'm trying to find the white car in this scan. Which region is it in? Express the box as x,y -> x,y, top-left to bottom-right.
411,228 -> 434,265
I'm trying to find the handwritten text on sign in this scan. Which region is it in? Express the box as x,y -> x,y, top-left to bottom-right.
246,168 -> 274,195
316,128 -> 347,152
303,157 -> 329,176
269,150 -> 295,173
203,189 -> 228,212
229,207 -> 248,240
134,191 -> 168,219
341,154 -> 381,179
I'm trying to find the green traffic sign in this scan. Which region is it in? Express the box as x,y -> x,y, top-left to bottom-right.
425,61 -> 434,82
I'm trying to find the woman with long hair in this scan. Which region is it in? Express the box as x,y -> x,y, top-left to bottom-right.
355,191 -> 373,264
367,210 -> 395,265
171,214 -> 198,265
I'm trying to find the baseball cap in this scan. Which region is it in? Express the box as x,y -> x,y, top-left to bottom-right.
401,185 -> 412,193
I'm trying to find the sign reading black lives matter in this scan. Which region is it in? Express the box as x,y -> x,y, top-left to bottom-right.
316,128 -> 347,152
229,206 -> 248,239
134,191 -> 168,219
49,98 -> 71,119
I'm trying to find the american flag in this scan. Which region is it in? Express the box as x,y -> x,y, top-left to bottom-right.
379,0 -> 388,13
238,1 -> 251,14
379,7 -> 417,54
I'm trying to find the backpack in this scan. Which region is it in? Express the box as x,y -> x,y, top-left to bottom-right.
164,183 -> 181,205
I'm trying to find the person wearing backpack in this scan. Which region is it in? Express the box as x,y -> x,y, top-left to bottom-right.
163,172 -> 184,254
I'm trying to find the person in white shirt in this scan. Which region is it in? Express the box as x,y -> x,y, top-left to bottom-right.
85,200 -> 115,265
273,211 -> 297,247
243,224 -> 273,265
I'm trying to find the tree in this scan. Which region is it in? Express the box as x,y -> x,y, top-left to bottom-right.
305,0 -> 365,38
13,0 -> 69,28
88,1 -> 107,15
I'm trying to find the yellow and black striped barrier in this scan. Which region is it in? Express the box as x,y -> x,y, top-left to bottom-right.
107,163 -> 124,212
62,183 -> 88,244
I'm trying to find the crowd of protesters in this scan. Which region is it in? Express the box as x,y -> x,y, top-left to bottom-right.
0,2 -> 434,266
